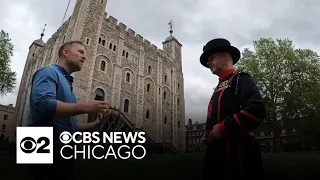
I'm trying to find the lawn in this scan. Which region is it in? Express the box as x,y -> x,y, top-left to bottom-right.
1,151 -> 320,180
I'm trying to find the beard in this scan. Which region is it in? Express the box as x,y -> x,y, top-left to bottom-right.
67,60 -> 82,72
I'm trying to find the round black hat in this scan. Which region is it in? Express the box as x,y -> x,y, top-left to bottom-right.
200,38 -> 241,68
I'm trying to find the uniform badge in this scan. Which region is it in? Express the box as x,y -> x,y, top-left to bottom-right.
214,80 -> 230,94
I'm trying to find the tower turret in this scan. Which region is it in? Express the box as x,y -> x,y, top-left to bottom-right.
162,20 -> 182,67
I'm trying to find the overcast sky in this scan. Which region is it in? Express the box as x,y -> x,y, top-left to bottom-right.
1,0 -> 320,124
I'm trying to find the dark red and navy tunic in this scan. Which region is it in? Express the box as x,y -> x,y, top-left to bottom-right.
202,68 -> 266,180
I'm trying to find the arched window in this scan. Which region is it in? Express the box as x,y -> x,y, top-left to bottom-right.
124,99 -> 129,113
100,60 -> 106,71
164,75 -> 167,82
148,66 -> 151,73
177,98 -> 180,105
95,88 -> 105,101
146,110 -> 150,119
178,83 -> 180,90
99,34 -> 106,46
163,91 -> 166,99
178,121 -> 180,128
147,84 -> 150,92
164,116 -> 167,124
126,72 -> 130,82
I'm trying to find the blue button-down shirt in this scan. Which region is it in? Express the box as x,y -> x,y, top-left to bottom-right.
28,64 -> 77,145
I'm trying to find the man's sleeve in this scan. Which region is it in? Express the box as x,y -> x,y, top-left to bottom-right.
218,73 -> 266,136
30,67 -> 58,118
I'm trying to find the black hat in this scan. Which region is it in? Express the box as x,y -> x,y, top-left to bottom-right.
200,38 -> 241,68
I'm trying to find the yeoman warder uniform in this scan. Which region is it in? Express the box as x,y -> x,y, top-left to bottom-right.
200,38 -> 267,180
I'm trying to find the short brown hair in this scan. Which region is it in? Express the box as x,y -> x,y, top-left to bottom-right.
58,40 -> 84,57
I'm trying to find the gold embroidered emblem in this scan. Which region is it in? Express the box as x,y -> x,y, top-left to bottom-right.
214,80 -> 230,93
218,80 -> 228,88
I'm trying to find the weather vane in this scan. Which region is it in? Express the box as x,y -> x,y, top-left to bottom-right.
168,20 -> 174,35
41,24 -> 46,38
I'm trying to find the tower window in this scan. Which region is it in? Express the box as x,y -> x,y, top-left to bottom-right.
163,91 -> 166,99
146,110 -> 150,119
94,88 -> 105,101
126,72 -> 130,82
109,43 -> 112,49
164,75 -> 167,82
178,83 -> 180,89
148,66 -> 151,73
124,99 -> 129,113
164,116 -> 167,124
177,98 -> 180,105
100,60 -> 106,71
99,34 -> 106,46
147,84 -> 150,92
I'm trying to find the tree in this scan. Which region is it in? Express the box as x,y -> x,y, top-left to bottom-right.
235,38 -> 320,152
0,29 -> 16,96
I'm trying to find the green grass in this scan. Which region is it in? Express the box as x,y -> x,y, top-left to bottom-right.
1,151 -> 320,179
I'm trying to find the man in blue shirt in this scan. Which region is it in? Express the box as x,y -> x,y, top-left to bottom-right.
27,40 -> 109,179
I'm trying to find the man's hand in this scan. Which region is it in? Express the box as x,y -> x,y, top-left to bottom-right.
208,124 -> 222,143
81,97 -> 110,115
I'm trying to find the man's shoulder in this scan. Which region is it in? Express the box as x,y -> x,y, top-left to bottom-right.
237,71 -> 251,77
236,71 -> 254,81
34,65 -> 59,77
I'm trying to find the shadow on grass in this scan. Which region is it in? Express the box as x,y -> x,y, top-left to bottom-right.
1,151 -> 320,179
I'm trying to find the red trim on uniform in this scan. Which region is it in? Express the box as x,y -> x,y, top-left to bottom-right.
217,89 -> 224,123
240,110 -> 261,123
219,68 -> 236,81
233,114 -> 247,133
216,71 -> 238,180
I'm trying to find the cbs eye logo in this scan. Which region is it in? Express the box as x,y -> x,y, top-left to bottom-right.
20,136 -> 50,154
59,131 -> 72,144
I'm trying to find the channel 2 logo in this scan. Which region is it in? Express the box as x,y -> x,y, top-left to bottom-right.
16,127 -> 53,164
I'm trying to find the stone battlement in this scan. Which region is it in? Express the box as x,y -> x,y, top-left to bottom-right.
105,14 -> 174,60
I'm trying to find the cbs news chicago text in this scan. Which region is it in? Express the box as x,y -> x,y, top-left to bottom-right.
16,127 -> 147,164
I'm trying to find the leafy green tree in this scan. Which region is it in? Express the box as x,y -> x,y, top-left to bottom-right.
235,38 -> 320,152
0,29 -> 16,96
